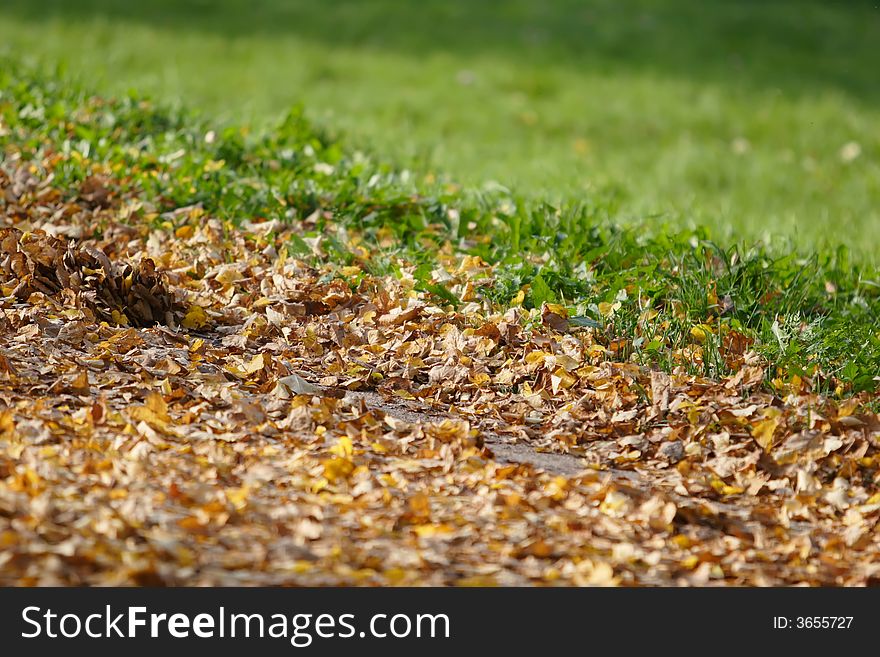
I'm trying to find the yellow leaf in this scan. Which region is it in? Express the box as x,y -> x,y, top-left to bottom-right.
525,350 -> 549,366
550,367 -> 576,394
455,575 -> 498,587
70,370 -> 90,392
470,372 -> 491,386
554,354 -> 581,372
181,305 -> 209,329
0,411 -> 14,440
681,555 -> 700,570
226,486 -> 250,510
323,457 -> 355,482
175,225 -> 194,239
690,324 -> 713,343
426,419 -> 471,444
413,523 -> 454,538
672,534 -> 692,549
545,476 -> 569,501
13,468 -> 43,494
751,416 -> 780,451
130,392 -> 171,428
544,302 -> 567,316
838,397 -> 859,418
330,436 -> 354,458
146,391 -> 169,419
383,568 -> 408,584
243,352 -> 268,374
215,265 -> 242,287
110,309 -> 129,326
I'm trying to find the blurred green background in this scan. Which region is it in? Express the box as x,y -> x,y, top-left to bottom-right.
1,0 -> 878,257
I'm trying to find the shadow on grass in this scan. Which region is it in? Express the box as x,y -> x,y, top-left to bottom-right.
3,0 -> 879,102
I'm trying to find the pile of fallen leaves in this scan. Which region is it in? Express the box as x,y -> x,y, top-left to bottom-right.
1,226 -> 179,327
1,152 -> 880,586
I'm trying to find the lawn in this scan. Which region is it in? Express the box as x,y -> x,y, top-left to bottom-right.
1,0 -> 878,256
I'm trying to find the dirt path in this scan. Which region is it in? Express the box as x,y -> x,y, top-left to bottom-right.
343,389 -> 588,475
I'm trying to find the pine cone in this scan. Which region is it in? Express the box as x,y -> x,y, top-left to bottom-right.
0,227 -> 180,327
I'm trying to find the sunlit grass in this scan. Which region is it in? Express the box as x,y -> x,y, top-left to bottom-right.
0,0 -> 878,257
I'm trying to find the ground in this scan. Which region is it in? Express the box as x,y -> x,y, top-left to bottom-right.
2,160 -> 880,586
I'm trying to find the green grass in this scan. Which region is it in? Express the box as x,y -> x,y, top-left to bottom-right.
2,60 -> 879,398
1,0 -> 878,257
